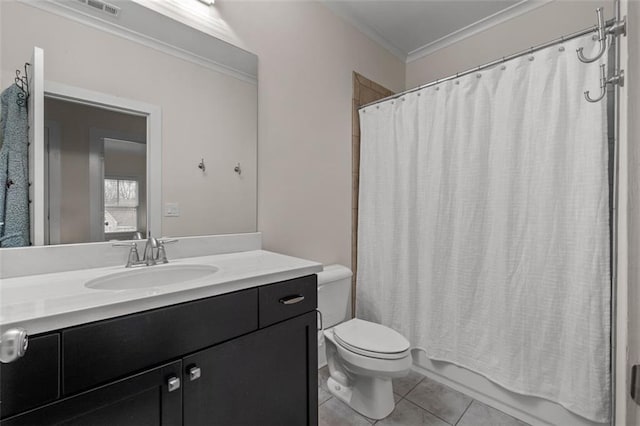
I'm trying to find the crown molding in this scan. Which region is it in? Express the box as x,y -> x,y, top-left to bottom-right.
320,1 -> 407,62
19,0 -> 258,84
406,0 -> 554,64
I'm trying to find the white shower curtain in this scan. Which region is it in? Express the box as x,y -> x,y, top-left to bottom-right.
356,34 -> 610,422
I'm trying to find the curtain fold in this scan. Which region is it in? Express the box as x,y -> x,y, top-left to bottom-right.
356,34 -> 610,422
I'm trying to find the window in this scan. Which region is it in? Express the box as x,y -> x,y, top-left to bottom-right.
104,178 -> 139,233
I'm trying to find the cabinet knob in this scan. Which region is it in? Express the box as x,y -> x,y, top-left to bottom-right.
167,376 -> 181,392
188,366 -> 201,381
0,328 -> 28,363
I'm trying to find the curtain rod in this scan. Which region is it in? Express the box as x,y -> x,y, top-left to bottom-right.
359,20 -> 614,110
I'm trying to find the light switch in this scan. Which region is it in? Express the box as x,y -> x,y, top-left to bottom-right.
165,203 -> 180,217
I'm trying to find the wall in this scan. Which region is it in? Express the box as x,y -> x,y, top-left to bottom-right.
406,1 -> 612,88
214,1 -> 405,267
0,1 -> 258,239
44,98 -> 146,244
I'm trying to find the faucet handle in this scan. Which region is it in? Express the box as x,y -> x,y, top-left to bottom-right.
113,242 -> 140,267
158,238 -> 178,245
157,239 -> 178,264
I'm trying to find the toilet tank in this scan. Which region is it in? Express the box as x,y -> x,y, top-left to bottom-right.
317,264 -> 353,328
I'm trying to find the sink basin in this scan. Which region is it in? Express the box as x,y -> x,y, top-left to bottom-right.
85,264 -> 219,290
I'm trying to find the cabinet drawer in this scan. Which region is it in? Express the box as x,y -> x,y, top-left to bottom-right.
1,360 -> 182,426
63,288 -> 258,395
0,334 -> 60,419
258,275 -> 317,328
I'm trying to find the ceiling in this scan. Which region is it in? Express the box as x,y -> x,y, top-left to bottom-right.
323,0 -> 545,62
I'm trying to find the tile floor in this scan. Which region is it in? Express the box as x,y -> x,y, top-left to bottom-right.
318,367 -> 529,426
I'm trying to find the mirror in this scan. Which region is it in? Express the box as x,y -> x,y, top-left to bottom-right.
45,97 -> 148,244
0,0 -> 258,246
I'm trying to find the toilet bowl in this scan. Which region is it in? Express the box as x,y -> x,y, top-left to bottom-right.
317,265 -> 412,420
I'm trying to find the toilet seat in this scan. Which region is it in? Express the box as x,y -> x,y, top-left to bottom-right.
333,319 -> 410,360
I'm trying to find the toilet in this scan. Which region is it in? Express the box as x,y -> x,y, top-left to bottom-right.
317,265 -> 412,420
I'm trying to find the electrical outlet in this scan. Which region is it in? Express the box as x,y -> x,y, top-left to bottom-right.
165,203 -> 180,217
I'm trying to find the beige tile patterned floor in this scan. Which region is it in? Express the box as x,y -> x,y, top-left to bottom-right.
318,367 -> 529,426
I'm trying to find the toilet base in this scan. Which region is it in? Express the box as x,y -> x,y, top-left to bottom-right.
326,375 -> 395,420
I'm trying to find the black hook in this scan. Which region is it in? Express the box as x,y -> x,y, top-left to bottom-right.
14,63 -> 30,107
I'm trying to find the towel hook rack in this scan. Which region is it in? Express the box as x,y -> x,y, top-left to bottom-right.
577,7 -> 626,63
577,7 -> 606,63
14,63 -> 30,108
584,64 -> 624,103
576,7 -> 627,103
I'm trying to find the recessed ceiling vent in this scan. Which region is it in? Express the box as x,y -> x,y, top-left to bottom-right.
76,0 -> 121,18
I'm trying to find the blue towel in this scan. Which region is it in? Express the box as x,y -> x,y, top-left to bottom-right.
0,84 -> 30,247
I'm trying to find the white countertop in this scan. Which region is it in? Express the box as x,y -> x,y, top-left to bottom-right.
0,250 -> 323,335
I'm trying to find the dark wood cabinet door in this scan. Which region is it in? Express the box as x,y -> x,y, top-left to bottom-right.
0,334 -> 60,418
183,311 -> 318,426
1,360 -> 182,426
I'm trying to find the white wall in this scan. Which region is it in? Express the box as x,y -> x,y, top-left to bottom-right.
0,1 -> 258,239
215,1 -> 405,267
406,1 -> 612,88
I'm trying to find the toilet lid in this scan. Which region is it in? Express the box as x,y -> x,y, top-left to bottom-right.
333,319 -> 410,358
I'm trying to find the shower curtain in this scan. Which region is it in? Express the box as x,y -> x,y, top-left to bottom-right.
356,34 -> 610,422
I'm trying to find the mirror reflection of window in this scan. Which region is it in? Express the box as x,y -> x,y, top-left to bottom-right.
104,178 -> 139,234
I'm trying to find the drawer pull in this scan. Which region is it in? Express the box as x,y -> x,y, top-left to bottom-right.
189,366 -> 201,381
167,376 -> 181,392
279,295 -> 305,305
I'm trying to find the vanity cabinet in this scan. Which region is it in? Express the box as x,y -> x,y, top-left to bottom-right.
0,275 -> 318,426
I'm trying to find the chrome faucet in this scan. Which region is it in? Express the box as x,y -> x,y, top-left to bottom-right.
114,236 -> 178,268
143,236 -> 159,266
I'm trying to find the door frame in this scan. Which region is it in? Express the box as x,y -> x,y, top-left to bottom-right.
617,0 -> 638,424
40,81 -> 162,243
30,47 -> 45,245
44,120 -> 61,245
88,130 -> 146,242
